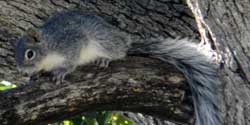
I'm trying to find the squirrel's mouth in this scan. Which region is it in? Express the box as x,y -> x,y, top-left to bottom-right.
17,66 -> 38,77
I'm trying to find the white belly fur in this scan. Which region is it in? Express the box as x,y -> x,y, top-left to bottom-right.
36,40 -> 109,72
77,40 -> 110,65
37,53 -> 66,71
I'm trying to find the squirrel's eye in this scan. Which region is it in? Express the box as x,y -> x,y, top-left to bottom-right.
25,49 -> 36,60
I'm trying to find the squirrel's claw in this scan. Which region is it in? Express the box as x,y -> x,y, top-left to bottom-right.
51,68 -> 67,84
94,58 -> 110,68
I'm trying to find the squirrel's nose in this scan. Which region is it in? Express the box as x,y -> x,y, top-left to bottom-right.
23,73 -> 29,77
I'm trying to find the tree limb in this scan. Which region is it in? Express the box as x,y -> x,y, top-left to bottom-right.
0,57 -> 193,125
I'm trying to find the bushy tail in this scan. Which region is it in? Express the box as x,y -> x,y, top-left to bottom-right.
128,38 -> 221,125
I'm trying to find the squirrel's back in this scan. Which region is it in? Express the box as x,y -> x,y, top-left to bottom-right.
40,11 -> 108,50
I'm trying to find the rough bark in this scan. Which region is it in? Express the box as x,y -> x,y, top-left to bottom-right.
0,57 -> 193,125
1,0 -> 249,125
187,0 -> 250,125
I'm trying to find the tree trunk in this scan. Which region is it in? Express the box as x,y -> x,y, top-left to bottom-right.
0,0 -> 249,125
187,0 -> 250,125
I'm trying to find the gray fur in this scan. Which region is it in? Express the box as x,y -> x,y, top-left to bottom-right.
40,11 -> 130,59
15,11 -> 130,79
39,10 -> 130,64
15,11 -> 221,125
128,38 -> 221,125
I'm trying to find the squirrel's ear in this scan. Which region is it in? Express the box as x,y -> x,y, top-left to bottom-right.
27,28 -> 40,43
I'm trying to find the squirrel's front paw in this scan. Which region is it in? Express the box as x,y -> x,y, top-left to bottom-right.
93,58 -> 110,68
51,68 -> 68,84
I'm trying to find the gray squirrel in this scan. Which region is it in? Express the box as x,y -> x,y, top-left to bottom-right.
15,11 -> 221,125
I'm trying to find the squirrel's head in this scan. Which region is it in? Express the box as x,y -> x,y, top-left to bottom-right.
15,28 -> 44,76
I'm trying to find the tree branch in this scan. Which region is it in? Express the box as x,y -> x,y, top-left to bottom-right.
0,57 -> 193,125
